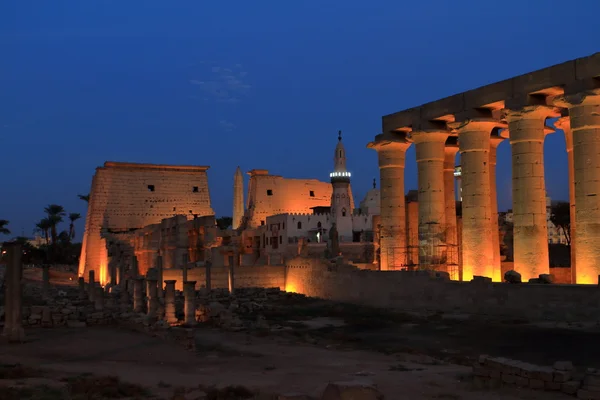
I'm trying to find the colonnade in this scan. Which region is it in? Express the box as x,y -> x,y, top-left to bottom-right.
370,90 -> 600,284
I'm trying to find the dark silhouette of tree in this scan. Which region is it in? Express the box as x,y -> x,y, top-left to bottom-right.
35,218 -> 52,245
68,213 -> 81,239
0,219 -> 10,235
44,204 -> 66,245
550,201 -> 571,245
216,216 -> 233,230
78,194 -> 90,203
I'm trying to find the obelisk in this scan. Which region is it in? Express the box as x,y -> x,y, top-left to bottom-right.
232,166 -> 244,229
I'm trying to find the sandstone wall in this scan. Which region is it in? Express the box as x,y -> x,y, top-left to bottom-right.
162,265 -> 286,291
284,258 -> 600,322
79,162 -> 215,283
245,169 -> 332,228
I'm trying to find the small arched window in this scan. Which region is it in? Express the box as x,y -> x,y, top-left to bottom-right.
297,221 -> 302,229
342,208 -> 347,217
339,150 -> 342,158
317,222 -> 322,228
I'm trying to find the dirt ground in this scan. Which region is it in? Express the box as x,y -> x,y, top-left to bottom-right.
0,325 -> 575,399
1,269 -> 598,399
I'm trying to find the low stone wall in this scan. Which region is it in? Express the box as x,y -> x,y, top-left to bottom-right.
284,258 -> 600,323
163,265 -> 286,291
472,355 -> 600,398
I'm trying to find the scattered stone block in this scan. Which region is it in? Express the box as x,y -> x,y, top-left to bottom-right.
504,270 -> 521,283
531,366 -> 554,382
554,361 -> 574,371
321,381 -> 384,400
473,365 -> 489,377
577,388 -> 600,400
515,376 -> 529,387
529,379 -> 544,389
66,320 -> 86,328
554,370 -> 572,383
585,375 -> 600,387
563,381 -> 581,395
545,381 -> 561,391
472,276 -> 492,283
538,274 -> 554,284
502,373 -> 516,384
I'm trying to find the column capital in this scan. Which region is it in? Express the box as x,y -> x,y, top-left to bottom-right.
502,105 -> 560,121
443,145 -> 458,171
553,116 -> 571,132
367,135 -> 412,152
409,130 -> 449,144
448,118 -> 506,133
554,89 -> 600,108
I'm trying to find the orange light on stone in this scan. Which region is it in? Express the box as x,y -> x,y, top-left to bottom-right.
285,281 -> 298,293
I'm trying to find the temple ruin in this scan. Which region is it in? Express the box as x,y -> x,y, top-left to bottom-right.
78,162 -> 214,284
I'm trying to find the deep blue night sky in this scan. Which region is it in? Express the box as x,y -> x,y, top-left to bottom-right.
1,0 -> 599,241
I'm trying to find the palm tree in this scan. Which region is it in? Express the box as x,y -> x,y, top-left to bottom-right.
68,213 -> 81,239
78,194 -> 90,203
0,219 -> 10,235
35,218 -> 52,244
44,204 -> 66,245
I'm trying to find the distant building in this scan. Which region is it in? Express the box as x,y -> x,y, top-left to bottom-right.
500,194 -> 568,245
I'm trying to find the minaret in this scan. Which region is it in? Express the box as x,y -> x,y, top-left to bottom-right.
232,166 -> 244,230
329,131 -> 354,242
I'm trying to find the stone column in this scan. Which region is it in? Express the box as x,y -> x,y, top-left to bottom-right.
117,252 -> 125,287
556,92 -> 600,284
94,286 -> 104,311
505,106 -> 555,281
119,282 -> 129,310
156,254 -> 164,298
555,116 -> 576,283
205,260 -> 212,292
489,133 -> 506,282
164,280 -> 177,323
228,251 -> 236,295
78,277 -> 86,299
133,277 -> 144,313
411,131 -> 449,267
132,255 -> 139,277
41,264 -> 50,299
108,256 -> 117,286
367,135 -> 412,269
146,278 -> 158,318
443,139 -> 459,275
88,270 -> 95,302
2,242 -> 24,342
454,120 -> 496,281
184,281 -> 197,326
